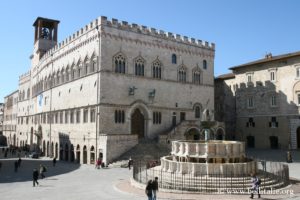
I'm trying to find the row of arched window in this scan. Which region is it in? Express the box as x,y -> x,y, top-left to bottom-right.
32,55 -> 97,97
113,52 -> 205,84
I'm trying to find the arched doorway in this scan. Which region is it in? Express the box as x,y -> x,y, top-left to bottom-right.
269,136 -> 278,149
76,145 -> 80,163
247,136 -> 255,148
65,143 -> 69,161
46,141 -> 49,157
83,145 -> 87,164
55,143 -> 58,158
42,140 -> 46,156
185,128 -> 201,140
51,142 -> 54,158
70,144 -> 75,162
59,144 -> 63,160
90,146 -> 95,164
131,109 -> 144,138
216,128 -> 225,140
297,127 -> 300,149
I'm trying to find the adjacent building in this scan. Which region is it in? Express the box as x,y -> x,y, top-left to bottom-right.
216,52 -> 300,149
3,16 -> 216,164
0,103 -> 4,133
3,90 -> 18,146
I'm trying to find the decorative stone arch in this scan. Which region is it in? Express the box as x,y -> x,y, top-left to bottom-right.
90,52 -> 97,72
292,81 -> 300,105
133,55 -> 146,76
90,146 -> 95,164
64,143 -> 69,161
76,58 -> 82,78
76,144 -> 80,163
177,64 -> 188,82
128,100 -> 151,138
193,103 -> 203,119
184,127 -> 202,140
192,64 -> 203,84
112,51 -> 127,73
83,145 -> 87,164
70,144 -> 75,162
215,127 -> 226,140
151,58 -> 163,79
83,55 -> 90,75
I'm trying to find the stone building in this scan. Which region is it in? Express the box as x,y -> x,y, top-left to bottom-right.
4,16 -> 216,164
0,103 -> 4,133
3,90 -> 18,146
216,52 -> 300,149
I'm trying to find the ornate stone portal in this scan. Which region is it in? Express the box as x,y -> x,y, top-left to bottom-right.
161,140 -> 257,177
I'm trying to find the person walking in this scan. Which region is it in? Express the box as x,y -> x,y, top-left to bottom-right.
14,161 -> 18,172
250,173 -> 261,199
18,157 -> 22,167
152,177 -> 159,200
53,157 -> 57,167
33,169 -> 39,187
128,157 -> 133,170
39,164 -> 46,179
145,180 -> 153,200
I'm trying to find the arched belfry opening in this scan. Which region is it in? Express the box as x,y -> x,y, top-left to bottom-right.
131,108 -> 145,138
33,17 -> 60,59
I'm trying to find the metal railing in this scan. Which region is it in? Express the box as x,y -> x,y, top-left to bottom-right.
133,159 -> 289,193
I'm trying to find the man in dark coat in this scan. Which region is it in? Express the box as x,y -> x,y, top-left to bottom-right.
152,177 -> 159,200
33,169 -> 39,187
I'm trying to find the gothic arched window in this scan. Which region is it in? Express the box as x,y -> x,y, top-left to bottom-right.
195,106 -> 201,118
178,65 -> 187,83
65,66 -> 70,82
134,57 -> 145,76
192,66 -> 202,85
114,53 -> 126,74
203,60 -> 207,70
152,59 -> 162,79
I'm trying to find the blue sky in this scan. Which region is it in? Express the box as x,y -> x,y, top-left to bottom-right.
1,0 -> 300,101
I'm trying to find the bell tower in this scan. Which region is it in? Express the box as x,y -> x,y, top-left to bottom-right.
33,17 -> 60,60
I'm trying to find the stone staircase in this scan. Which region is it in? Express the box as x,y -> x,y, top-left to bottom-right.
110,139 -> 171,167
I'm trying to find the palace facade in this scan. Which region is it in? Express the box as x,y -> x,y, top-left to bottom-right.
216,52 -> 300,149
3,16 -> 215,164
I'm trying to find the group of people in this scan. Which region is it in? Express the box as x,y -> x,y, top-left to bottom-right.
145,177 -> 159,200
32,164 -> 47,187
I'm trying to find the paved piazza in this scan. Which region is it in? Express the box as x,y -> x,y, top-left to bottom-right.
1,150 -> 300,200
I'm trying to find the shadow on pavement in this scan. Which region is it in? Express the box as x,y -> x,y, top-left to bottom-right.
0,158 -> 80,183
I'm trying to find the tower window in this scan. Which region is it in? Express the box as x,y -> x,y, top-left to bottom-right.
153,112 -> 162,124
172,54 -> 177,64
203,60 -> 207,70
114,53 -> 126,74
152,59 -> 162,79
115,110 -> 125,123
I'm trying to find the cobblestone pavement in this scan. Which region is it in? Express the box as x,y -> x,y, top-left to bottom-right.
0,149 -> 299,200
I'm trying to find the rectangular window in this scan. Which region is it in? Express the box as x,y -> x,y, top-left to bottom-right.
247,75 -> 252,83
247,97 -> 254,108
76,110 -> 81,123
90,108 -> 95,123
55,112 -> 58,124
271,95 -> 277,107
83,109 -> 88,123
269,117 -> 278,128
270,71 -> 275,81
65,111 -> 69,124
70,110 -> 74,123
153,112 -> 162,124
60,111 -> 63,124
180,112 -> 186,121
